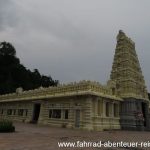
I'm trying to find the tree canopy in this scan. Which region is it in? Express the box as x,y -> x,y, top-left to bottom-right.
0,41 -> 58,95
0,42 -> 16,56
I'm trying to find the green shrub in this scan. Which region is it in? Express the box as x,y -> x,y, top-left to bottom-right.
0,120 -> 15,132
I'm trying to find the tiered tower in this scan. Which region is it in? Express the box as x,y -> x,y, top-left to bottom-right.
110,30 -> 149,130
110,30 -> 148,99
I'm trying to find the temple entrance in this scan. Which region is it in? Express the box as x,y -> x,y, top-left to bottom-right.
75,110 -> 80,128
32,103 -> 41,123
142,102 -> 147,127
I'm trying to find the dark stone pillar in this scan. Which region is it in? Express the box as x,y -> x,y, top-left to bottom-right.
120,98 -> 149,131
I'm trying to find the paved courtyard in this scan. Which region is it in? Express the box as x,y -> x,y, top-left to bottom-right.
0,122 -> 150,150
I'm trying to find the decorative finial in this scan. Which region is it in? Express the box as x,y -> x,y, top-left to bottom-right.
117,30 -> 126,40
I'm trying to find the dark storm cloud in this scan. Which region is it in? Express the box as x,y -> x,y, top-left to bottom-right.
0,0 -> 150,91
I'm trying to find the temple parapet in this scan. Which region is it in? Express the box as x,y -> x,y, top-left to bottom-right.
0,80 -> 122,102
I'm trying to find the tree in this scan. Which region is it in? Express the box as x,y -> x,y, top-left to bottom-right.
0,41 -> 16,56
0,41 -> 58,94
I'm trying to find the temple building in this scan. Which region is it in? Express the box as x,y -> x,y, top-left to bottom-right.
0,30 -> 150,131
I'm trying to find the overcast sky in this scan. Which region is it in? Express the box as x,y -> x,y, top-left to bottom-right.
0,0 -> 150,91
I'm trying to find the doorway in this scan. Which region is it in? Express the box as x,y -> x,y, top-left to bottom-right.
32,103 -> 41,123
142,102 -> 147,127
75,110 -> 80,128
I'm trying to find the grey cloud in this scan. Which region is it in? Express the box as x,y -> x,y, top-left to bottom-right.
0,0 -> 150,91
0,0 -> 18,30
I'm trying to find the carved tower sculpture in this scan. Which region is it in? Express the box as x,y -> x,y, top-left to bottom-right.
110,30 -> 149,130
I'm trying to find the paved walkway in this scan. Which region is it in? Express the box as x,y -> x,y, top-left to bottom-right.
0,123 -> 150,150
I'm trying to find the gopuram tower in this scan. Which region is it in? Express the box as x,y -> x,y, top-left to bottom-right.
110,30 -> 149,130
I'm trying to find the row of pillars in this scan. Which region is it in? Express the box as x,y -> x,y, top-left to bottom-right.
93,99 -> 120,118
